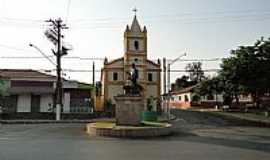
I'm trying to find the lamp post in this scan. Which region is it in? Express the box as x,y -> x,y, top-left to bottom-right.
29,43 -> 60,120
29,43 -> 56,66
167,53 -> 187,119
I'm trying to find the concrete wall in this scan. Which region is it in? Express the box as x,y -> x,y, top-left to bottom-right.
137,68 -> 145,80
147,71 -> 157,82
62,81 -> 78,89
146,85 -> 158,98
172,93 -> 192,102
40,94 -> 53,112
107,85 -> 124,103
128,39 -> 145,52
17,94 -> 31,112
128,57 -> 144,65
108,71 -> 124,81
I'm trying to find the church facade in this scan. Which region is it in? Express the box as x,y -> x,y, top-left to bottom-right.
100,15 -> 161,111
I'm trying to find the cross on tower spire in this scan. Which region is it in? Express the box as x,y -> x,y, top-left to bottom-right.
132,7 -> 137,16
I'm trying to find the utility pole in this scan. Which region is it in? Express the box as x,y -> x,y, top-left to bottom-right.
92,62 -> 95,88
45,18 -> 68,120
163,58 -> 167,94
92,61 -> 95,112
166,53 -> 187,119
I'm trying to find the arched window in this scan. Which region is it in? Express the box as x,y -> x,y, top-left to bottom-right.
134,41 -> 139,50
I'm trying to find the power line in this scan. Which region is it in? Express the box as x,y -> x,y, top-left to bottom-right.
0,17 -> 44,22
70,8 -> 270,23
170,69 -> 220,72
0,56 -> 222,62
1,9 -> 270,29
37,68 -> 220,73
0,56 -> 104,60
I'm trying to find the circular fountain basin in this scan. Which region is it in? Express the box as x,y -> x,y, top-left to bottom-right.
86,121 -> 173,138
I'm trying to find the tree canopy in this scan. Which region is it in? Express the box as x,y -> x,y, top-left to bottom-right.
219,37 -> 270,106
185,62 -> 205,82
171,62 -> 205,91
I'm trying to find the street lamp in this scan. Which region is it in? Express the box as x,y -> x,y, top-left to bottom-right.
29,43 -> 56,66
167,53 -> 187,119
29,43 -> 60,120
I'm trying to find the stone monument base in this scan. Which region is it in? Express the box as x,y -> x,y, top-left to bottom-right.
86,122 -> 173,138
114,95 -> 144,126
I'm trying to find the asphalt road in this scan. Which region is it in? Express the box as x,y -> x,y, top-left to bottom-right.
0,110 -> 270,160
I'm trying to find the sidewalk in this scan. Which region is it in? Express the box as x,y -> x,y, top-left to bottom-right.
185,107 -> 270,127
0,118 -> 114,124
0,114 -> 175,124
208,111 -> 270,127
215,112 -> 270,126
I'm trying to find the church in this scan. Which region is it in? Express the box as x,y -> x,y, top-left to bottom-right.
100,13 -> 161,111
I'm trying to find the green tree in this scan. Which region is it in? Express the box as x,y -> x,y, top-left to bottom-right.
219,56 -> 244,106
219,37 -> 270,108
171,75 -> 197,91
195,76 -> 223,102
185,62 -> 205,82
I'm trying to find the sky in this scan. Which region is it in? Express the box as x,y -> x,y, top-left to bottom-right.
0,0 -> 270,84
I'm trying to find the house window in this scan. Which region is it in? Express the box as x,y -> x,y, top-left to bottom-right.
148,73 -> 153,82
184,95 -> 189,102
178,96 -> 181,101
134,41 -> 139,50
113,72 -> 118,81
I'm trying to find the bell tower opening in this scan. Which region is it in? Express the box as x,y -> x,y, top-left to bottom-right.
134,40 -> 139,50
124,14 -> 147,54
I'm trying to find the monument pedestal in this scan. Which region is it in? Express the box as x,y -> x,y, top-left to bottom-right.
114,95 -> 144,126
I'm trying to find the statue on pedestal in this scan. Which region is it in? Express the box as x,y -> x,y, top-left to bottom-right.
124,63 -> 143,95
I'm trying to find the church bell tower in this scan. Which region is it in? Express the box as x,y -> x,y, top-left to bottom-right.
123,9 -> 147,83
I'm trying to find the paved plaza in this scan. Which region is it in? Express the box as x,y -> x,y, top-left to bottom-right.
0,110 -> 270,160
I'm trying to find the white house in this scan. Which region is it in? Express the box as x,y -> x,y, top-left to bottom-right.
0,69 -> 92,114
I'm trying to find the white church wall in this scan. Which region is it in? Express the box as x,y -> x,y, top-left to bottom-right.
106,60 -> 123,68
108,71 -> 124,81
147,62 -> 159,70
146,85 -> 158,98
147,71 -> 157,82
128,57 -> 144,65
107,85 -> 124,103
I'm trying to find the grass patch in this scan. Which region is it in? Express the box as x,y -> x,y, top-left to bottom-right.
93,122 -> 116,128
141,121 -> 169,127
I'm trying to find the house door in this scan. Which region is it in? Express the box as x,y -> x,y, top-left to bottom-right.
31,95 -> 40,113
